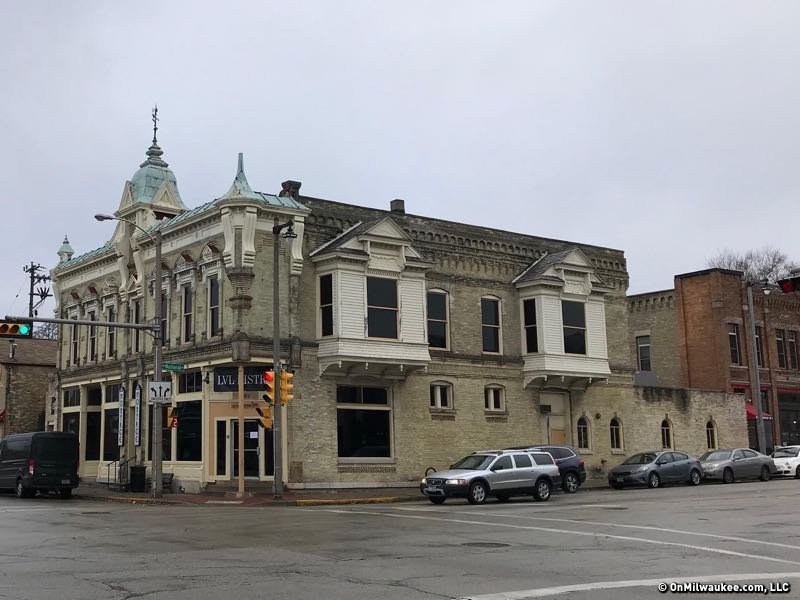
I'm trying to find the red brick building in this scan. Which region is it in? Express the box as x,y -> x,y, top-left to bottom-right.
0,338 -> 57,438
630,268 -> 800,451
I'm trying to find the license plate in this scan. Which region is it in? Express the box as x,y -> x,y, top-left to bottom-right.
61,479 -> 70,485
615,477 -> 624,483
425,486 -> 442,493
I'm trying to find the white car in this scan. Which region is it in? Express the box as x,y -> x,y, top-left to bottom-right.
771,446 -> 800,478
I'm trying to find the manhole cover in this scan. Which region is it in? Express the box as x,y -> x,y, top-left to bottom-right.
461,542 -> 511,548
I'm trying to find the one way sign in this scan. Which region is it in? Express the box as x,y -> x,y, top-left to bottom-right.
148,381 -> 172,404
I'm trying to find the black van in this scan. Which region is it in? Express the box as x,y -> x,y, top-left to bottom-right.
0,432 -> 79,498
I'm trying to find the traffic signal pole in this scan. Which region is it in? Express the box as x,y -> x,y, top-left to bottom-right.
272,219 -> 283,499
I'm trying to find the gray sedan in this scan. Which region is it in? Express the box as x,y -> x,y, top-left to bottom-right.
700,448 -> 775,483
608,451 -> 703,489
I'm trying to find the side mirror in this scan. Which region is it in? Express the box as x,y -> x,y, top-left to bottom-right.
449,464 -> 455,469
656,459 -> 667,466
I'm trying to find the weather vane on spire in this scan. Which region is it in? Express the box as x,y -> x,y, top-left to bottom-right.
151,105 -> 159,144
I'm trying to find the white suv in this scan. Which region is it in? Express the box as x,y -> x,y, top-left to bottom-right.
420,449 -> 560,505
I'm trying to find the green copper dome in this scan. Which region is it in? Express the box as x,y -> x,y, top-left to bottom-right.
130,141 -> 184,206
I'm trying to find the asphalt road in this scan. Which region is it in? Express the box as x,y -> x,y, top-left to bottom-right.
1,479 -> 799,600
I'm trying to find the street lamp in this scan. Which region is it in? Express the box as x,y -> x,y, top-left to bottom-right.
746,280 -> 767,455
272,217 -> 296,499
95,213 -> 165,497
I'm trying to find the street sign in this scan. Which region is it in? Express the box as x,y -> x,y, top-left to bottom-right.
163,362 -> 186,373
148,380 -> 172,404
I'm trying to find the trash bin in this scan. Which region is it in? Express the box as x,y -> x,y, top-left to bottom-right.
129,465 -> 147,493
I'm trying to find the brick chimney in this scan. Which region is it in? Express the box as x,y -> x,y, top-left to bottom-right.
280,180 -> 302,200
390,199 -> 405,214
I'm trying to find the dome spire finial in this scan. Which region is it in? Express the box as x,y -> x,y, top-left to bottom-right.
152,105 -> 159,144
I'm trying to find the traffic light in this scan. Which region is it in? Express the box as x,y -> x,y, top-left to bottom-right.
280,370 -> 295,404
0,319 -> 33,339
263,370 -> 276,404
778,275 -> 800,294
256,403 -> 273,429
166,407 -> 178,429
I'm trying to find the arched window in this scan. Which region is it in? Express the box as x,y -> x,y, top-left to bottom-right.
484,385 -> 505,412
610,417 -> 623,451
706,420 -> 717,449
661,419 -> 673,449
576,416 -> 590,450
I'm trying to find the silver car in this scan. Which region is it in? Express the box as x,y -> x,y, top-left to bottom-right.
420,450 -> 560,505
700,448 -> 775,483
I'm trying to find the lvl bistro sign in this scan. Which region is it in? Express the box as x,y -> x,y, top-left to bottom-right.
213,366 -> 272,392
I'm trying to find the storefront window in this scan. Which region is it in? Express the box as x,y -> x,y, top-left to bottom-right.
176,401 -> 202,461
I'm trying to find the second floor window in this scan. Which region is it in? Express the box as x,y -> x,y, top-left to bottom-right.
134,300 -> 141,352
636,335 -> 651,371
160,294 -> 168,347
562,300 -> 586,355
320,274 -> 333,337
106,306 -> 116,358
481,297 -> 501,353
728,323 -> 741,365
70,320 -> 78,364
755,325 -> 764,368
182,286 -> 193,343
427,291 -> 448,349
367,277 -> 397,339
777,329 -> 788,369
523,299 -> 538,353
208,276 -> 220,338
789,331 -> 799,370
88,311 -> 97,361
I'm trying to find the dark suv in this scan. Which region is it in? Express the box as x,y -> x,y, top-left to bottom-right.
508,445 -> 586,493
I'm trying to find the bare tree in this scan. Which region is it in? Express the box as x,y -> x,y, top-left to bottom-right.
34,321 -> 58,340
707,246 -> 798,284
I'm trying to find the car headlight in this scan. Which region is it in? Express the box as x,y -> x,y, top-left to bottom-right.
445,478 -> 466,485
421,477 -> 427,485
705,463 -> 718,471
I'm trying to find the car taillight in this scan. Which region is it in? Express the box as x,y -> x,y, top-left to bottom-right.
579,459 -> 585,468
27,459 -> 35,476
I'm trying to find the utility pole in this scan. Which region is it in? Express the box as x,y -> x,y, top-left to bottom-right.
23,262 -> 52,318
746,282 -> 767,454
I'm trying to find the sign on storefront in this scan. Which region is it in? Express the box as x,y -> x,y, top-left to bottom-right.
118,386 -> 125,447
213,366 -> 272,392
134,385 -> 141,447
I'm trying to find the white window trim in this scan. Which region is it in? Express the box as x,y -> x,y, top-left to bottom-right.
207,275 -> 222,339
576,415 -> 591,452
87,310 -> 98,363
429,381 -> 454,410
318,272 -> 335,339
181,284 -> 194,344
104,302 -> 118,359
481,295 -> 503,355
483,385 -> 506,412
519,297 -> 539,355
636,334 -> 651,371
661,418 -> 674,450
426,289 -> 450,350
365,275 -> 399,341
610,417 -> 624,453
561,298 -> 587,356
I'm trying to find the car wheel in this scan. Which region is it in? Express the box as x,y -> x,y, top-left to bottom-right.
428,496 -> 445,505
467,481 -> 488,505
533,478 -> 552,502
496,493 -> 511,503
759,466 -> 770,482
58,489 -> 73,499
647,472 -> 660,489
722,468 -> 734,484
689,469 -> 702,486
15,479 -> 30,499
562,472 -> 580,494
610,482 -> 624,490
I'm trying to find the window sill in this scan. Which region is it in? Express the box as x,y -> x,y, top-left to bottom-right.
611,449 -> 625,455
578,449 -> 593,455
337,457 -> 395,464
484,410 -> 508,415
429,408 -> 455,413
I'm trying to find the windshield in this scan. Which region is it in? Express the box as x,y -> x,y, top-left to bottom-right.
700,450 -> 732,461
622,453 -> 657,465
773,447 -> 800,458
450,454 -> 494,470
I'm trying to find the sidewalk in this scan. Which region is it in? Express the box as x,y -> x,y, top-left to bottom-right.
74,477 -> 611,507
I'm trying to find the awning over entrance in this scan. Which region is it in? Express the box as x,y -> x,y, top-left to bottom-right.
746,402 -> 773,421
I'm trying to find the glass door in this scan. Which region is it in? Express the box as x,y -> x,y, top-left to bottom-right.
232,419 -> 260,478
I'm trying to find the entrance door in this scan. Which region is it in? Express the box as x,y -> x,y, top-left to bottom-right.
232,420 -> 260,478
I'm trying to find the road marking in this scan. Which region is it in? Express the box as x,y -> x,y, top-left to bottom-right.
457,572 -> 800,599
395,504 -> 628,512
318,508 -> 800,567
0,507 -> 59,513
463,512 -> 800,551
205,500 -> 244,505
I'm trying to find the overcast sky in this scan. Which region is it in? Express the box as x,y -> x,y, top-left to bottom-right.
2,1 -> 798,319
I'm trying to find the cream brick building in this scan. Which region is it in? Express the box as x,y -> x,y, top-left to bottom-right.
50,132 -> 746,492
